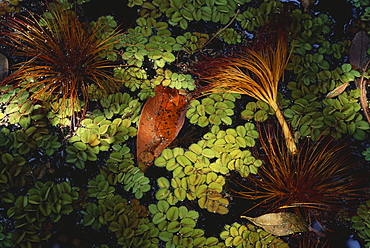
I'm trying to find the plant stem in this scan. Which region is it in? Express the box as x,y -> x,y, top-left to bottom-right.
269,101 -> 297,155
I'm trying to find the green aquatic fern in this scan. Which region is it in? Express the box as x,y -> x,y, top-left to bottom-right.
217,28 -> 242,45
351,200 -> 370,247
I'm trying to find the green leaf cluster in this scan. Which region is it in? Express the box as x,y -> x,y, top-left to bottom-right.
362,147 -> 370,161
132,0 -> 251,30
0,222 -> 13,247
101,146 -> 151,199
361,7 -> 370,21
217,28 -> 241,45
241,100 -> 274,122
176,32 -> 209,53
113,67 -> 154,100
82,193 -> 157,248
284,60 -> 366,141
90,15 -> 123,60
236,1 -> 282,32
92,92 -> 142,122
187,93 -> 240,127
285,79 -> 369,140
203,124 -> 262,177
351,200 -> 370,247
129,17 -> 177,68
136,17 -> 171,38
347,0 -> 370,8
154,68 -> 196,90
287,9 -> 349,87
289,10 -> 332,45
66,116 -> 137,169
154,147 -> 229,214
0,88 -> 53,130
148,201 -> 222,247
0,120 -> 60,157
7,181 -> 78,247
220,222 -> 288,247
120,27 -> 149,67
153,122 -> 261,213
0,0 -> 22,14
87,174 -> 115,199
0,153 -> 28,204
316,64 -> 361,93
47,98 -> 83,126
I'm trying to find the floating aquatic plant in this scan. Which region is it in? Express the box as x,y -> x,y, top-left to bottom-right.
0,221 -> 13,247
153,121 -> 262,213
82,193 -> 156,247
285,79 -> 369,141
220,222 -> 288,247
1,3 -> 125,122
202,123 -> 262,176
237,1 -> 283,32
154,68 -> 196,91
241,100 -> 274,122
66,115 -> 137,169
113,66 -> 153,100
217,28 -> 242,45
362,147 -> 370,161
0,105 -> 60,156
101,148 -> 151,199
186,93 -> 240,127
92,92 -> 142,122
0,0 -> 369,247
231,123 -> 363,219
154,146 -> 230,214
0,152 -> 28,200
148,200 -> 221,247
348,0 -> 370,9
177,32 -> 210,53
0,0 -> 22,14
351,199 -> 370,247
7,181 -> 79,247
87,174 -> 115,199
194,18 -> 297,154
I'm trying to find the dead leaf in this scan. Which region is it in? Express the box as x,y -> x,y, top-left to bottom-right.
241,212 -> 308,236
350,31 -> 369,70
0,53 -> 8,80
301,0 -> 314,13
326,81 -> 349,98
359,79 -> 370,123
136,85 -> 189,171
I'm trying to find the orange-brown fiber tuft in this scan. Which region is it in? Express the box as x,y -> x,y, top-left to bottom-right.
193,21 -> 297,154
230,123 -> 365,219
0,3 -> 124,121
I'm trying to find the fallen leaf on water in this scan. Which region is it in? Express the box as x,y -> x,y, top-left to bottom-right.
241,212 -> 308,236
136,85 -> 189,171
301,0 -> 314,13
350,31 -> 369,70
359,79 -> 370,123
326,81 -> 349,98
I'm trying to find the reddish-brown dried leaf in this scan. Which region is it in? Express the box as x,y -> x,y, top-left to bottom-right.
136,85 -> 188,171
350,31 -> 369,70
